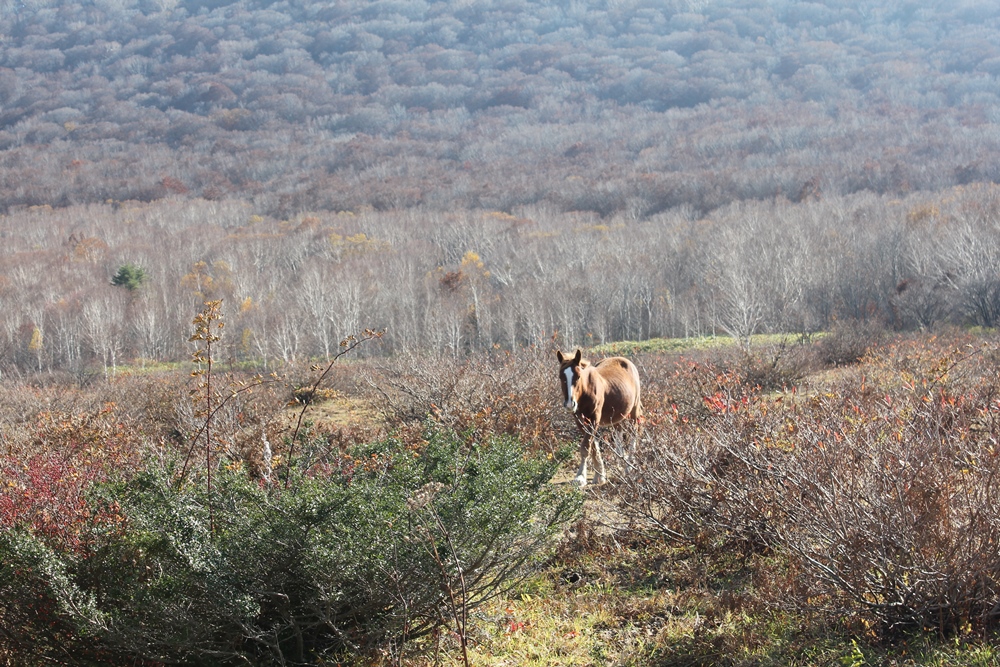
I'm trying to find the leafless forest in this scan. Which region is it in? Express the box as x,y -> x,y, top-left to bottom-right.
3,0 -> 1000,373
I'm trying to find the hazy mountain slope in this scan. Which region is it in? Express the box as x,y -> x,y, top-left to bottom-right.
1,0 -> 999,216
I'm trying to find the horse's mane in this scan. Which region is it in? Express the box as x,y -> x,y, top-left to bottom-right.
578,359 -> 591,369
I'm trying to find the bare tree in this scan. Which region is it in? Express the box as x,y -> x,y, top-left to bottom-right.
82,289 -> 126,379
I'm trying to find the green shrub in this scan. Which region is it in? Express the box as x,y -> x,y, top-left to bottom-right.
0,427 -> 580,665
110,263 -> 147,291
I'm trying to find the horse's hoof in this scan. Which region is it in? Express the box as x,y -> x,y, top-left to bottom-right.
594,475 -> 607,485
574,475 -> 588,488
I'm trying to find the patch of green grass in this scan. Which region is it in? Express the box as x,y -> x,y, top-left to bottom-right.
590,333 -> 824,357
116,359 -> 188,374
115,358 -> 271,375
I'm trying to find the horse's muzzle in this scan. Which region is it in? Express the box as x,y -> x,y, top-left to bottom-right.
564,399 -> 578,413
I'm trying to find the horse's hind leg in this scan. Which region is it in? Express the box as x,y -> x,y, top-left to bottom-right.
592,438 -> 607,485
626,402 -> 643,461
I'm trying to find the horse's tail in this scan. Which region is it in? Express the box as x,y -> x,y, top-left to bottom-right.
629,361 -> 643,421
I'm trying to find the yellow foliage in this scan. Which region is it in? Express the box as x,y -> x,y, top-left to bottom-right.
213,260 -> 232,275
240,328 -> 253,353
330,231 -> 391,256
28,327 -> 43,352
181,261 -> 213,298
461,251 -> 484,271
240,296 -> 254,313
906,204 -> 940,226
180,261 -> 234,298
72,236 -> 108,263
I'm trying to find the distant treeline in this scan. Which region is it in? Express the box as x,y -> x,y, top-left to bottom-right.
0,0 -> 1000,217
2,185 -> 998,374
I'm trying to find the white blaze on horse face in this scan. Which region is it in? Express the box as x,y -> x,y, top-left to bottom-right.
562,366 -> 577,411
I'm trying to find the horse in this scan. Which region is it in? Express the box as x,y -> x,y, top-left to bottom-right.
556,349 -> 642,487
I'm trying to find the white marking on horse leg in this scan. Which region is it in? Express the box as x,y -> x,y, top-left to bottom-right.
563,367 -> 577,411
574,435 -> 589,487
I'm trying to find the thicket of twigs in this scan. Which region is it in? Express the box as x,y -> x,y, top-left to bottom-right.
615,326 -> 1000,636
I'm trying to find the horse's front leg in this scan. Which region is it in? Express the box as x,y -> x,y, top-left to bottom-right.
574,429 -> 593,487
574,421 -> 606,487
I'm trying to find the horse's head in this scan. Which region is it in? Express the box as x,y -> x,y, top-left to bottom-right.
556,349 -> 587,413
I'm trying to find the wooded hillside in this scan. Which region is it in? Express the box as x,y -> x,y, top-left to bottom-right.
3,0 -> 1000,215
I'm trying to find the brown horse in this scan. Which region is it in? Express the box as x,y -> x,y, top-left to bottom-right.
556,349 -> 642,487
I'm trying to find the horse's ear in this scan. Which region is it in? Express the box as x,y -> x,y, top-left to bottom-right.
573,349 -> 582,364
556,350 -> 566,363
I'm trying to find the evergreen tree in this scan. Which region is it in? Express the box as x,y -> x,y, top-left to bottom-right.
111,263 -> 147,291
